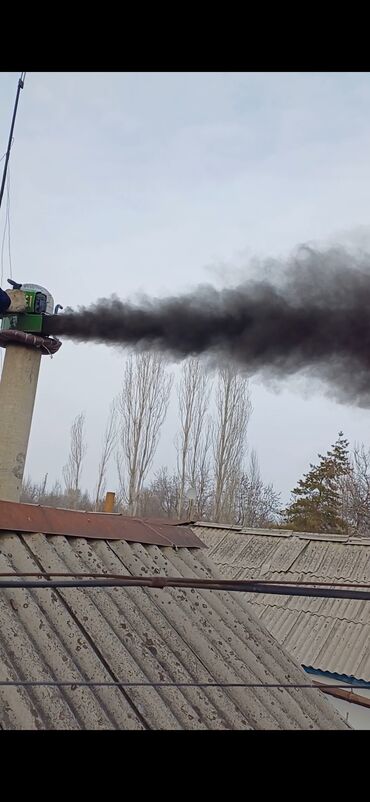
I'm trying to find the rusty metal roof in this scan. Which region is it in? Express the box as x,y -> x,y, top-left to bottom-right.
193,522 -> 370,682
0,500 -> 204,548
0,529 -> 347,730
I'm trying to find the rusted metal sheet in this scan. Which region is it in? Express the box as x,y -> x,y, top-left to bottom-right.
313,681 -> 370,709
143,517 -> 196,527
0,500 -> 204,547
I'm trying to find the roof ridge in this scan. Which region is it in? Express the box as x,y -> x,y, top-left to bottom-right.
194,523 -> 370,545
212,564 -> 370,584
249,598 -> 368,627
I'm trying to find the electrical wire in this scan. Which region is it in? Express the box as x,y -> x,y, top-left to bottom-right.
0,70 -> 26,312
0,571 -> 369,588
0,163 -> 11,290
0,680 -> 368,689
0,72 -> 25,213
0,165 -> 12,286
0,172 -> 8,371
6,165 -> 12,278
0,192 -> 7,286
0,575 -> 369,600
1,225 -> 7,285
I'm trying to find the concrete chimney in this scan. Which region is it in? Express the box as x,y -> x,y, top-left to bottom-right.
0,281 -> 61,502
0,344 -> 42,501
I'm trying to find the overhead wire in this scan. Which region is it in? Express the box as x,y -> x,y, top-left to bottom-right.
0,72 -> 25,212
0,680 -> 368,690
0,176 -> 9,372
0,169 -> 11,372
6,165 -> 12,278
0,194 -> 8,286
0,569 -> 368,692
2,574 -> 367,693
0,70 -> 25,371
0,569 -> 367,692
0,570 -> 368,587
1,163 -> 12,286
0,574 -> 369,600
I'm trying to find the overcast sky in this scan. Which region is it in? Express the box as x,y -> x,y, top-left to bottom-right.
1,71 -> 370,504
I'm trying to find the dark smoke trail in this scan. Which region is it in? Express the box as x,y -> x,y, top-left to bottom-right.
44,246 -> 370,406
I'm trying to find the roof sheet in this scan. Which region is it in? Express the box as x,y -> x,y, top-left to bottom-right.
0,529 -> 346,730
0,500 -> 203,547
194,523 -> 370,682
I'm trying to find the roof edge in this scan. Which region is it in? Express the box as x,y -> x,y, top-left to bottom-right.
192,521 -> 370,545
304,666 -> 370,687
0,500 -> 205,548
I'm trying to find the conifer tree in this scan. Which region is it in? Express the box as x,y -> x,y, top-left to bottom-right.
284,432 -> 351,533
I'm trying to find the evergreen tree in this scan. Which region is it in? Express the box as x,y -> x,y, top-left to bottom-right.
284,432 -> 351,533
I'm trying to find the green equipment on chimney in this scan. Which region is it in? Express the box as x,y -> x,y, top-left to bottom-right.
1,280 -> 57,334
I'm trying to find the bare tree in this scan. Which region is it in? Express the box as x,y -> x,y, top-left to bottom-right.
94,402 -> 117,510
40,473 -> 48,498
212,366 -> 252,522
148,467 -> 181,518
340,443 -> 370,535
190,417 -> 213,519
63,412 -> 87,503
21,475 -> 93,510
234,449 -> 281,527
115,452 -> 127,513
137,486 -> 162,519
175,358 -> 212,517
21,476 -> 39,503
117,352 -> 173,515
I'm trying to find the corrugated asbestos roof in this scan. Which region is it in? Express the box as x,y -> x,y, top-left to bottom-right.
193,523 -> 370,682
0,529 -> 347,730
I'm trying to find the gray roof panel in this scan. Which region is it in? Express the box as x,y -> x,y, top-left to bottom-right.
0,529 -> 347,730
195,523 -> 370,682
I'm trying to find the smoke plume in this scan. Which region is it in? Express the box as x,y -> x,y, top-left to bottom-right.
44,245 -> 370,405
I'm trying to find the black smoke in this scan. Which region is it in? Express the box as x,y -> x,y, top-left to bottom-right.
43,245 -> 370,405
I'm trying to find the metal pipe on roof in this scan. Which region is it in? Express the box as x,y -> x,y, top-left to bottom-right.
313,682 -> 370,709
0,575 -> 369,600
103,491 -> 115,513
0,571 -> 369,587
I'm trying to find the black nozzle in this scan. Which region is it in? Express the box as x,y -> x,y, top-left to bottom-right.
7,278 -> 22,290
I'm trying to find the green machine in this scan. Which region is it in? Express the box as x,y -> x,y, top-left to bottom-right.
1,279 -> 61,334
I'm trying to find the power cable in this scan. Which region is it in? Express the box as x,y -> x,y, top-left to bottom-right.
0,571 -> 367,587
0,575 -> 369,600
6,166 -> 12,278
0,680 -> 368,690
0,72 -> 26,213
